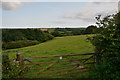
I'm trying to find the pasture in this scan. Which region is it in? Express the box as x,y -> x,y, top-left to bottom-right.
3,34 -> 95,78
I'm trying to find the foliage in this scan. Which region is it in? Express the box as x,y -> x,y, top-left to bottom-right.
51,31 -> 62,37
54,28 -> 85,36
89,12 -> 120,79
65,28 -> 86,31
2,29 -> 54,49
2,40 -> 40,50
2,29 -> 54,42
84,25 -> 97,34
45,33 -> 54,40
90,61 -> 120,80
54,28 -> 67,32
2,54 -> 29,78
51,27 -> 97,37
2,29 -> 25,42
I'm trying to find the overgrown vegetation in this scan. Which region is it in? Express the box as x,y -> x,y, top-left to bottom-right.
89,12 -> 120,79
2,40 -> 40,50
2,54 -> 29,78
2,29 -> 54,49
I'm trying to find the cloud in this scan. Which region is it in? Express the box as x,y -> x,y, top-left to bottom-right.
62,2 -> 117,22
62,10 -> 116,22
1,0 -> 23,10
62,9 -> 97,22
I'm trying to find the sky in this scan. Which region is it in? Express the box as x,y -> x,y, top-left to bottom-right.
1,0 -> 120,28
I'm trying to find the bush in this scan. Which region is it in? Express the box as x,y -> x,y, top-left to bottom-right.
51,31 -> 62,37
90,60 -> 120,80
2,54 -> 29,78
89,12 -> 120,79
2,40 -> 40,50
84,25 -> 97,34
45,33 -> 54,40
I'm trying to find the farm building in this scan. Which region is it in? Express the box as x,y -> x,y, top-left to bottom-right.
40,29 -> 48,31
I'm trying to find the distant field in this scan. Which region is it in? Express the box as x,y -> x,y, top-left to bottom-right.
3,34 -> 95,78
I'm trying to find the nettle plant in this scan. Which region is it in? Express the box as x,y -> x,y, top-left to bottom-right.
89,12 -> 120,79
2,54 -> 29,78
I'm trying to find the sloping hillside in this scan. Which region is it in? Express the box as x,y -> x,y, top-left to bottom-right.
3,35 -> 94,59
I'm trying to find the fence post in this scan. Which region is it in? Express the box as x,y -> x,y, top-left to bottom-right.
16,53 -> 23,65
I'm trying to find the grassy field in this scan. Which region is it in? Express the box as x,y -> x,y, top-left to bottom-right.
3,34 -> 95,78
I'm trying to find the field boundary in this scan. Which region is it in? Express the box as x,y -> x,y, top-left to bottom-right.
12,53 -> 96,78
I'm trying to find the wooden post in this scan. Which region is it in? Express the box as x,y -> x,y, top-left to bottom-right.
16,53 -> 23,65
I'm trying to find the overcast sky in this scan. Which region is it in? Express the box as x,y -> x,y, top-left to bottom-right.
1,1 -> 119,28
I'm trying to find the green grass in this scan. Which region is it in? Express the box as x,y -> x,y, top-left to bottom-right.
3,34 -> 95,78
3,34 -> 94,59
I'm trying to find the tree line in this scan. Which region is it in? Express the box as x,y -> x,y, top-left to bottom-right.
2,29 -> 54,49
51,25 -> 97,37
2,25 -> 98,50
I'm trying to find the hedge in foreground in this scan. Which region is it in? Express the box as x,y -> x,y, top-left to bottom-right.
89,12 -> 120,79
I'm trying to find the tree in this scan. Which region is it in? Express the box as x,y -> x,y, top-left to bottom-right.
2,29 -> 54,49
55,28 -> 67,32
51,31 -> 61,37
2,29 -> 25,42
84,25 -> 97,34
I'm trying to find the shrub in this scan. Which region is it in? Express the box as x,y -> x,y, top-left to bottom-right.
89,12 -> 120,79
51,31 -> 62,37
2,40 -> 40,50
45,33 -> 54,40
2,54 -> 29,78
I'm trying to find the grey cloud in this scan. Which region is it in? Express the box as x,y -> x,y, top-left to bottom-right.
62,10 -> 97,22
1,0 -> 23,10
63,10 -> 116,22
62,3 -> 117,22
95,10 -> 117,17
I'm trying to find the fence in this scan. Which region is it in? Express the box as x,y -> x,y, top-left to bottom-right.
15,53 -> 95,78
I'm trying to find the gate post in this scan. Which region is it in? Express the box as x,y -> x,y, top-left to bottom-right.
16,53 -> 23,65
